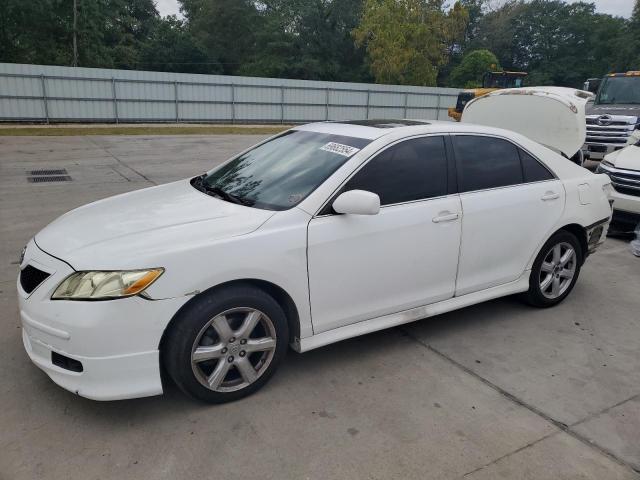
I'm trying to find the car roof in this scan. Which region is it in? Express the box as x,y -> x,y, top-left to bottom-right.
294,119 -> 516,140
294,119 -> 435,139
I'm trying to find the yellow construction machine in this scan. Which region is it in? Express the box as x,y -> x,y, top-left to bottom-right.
447,71 -> 528,121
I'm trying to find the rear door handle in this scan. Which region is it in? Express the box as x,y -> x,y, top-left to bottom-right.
541,192 -> 560,201
432,212 -> 460,223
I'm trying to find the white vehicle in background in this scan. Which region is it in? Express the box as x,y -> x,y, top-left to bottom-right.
18,119 -> 612,404
597,130 -> 640,231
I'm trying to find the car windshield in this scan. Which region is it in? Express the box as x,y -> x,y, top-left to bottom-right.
194,130 -> 371,211
596,76 -> 640,105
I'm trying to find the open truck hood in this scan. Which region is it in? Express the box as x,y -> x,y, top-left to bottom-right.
461,87 -> 593,158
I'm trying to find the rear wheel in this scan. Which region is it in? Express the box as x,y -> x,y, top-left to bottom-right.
163,285 -> 289,403
523,230 -> 583,308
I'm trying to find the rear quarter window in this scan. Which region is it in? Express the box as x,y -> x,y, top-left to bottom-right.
519,148 -> 554,183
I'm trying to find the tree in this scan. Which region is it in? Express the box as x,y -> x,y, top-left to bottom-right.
103,0 -> 159,69
470,0 -> 630,87
180,0 -> 260,75
623,0 -> 640,69
449,49 -> 499,87
470,1 -> 526,71
460,0 -> 485,46
138,16 -> 212,73
353,0 -> 469,86
0,0 -> 161,69
0,0 -> 75,65
238,0 -> 371,82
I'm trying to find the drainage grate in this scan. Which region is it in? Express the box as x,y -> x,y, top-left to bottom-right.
30,169 -> 68,176
27,175 -> 72,183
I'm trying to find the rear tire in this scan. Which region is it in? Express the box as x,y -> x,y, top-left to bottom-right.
523,230 -> 583,308
163,284 -> 289,403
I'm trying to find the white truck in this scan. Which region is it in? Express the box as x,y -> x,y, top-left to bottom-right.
582,72 -> 640,162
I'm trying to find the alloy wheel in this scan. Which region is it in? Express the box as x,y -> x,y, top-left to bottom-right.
539,241 -> 577,299
190,307 -> 277,392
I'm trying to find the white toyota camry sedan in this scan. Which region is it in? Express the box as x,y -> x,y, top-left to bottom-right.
18,119 -> 612,403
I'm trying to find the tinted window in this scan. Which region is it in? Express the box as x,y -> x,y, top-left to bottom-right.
199,130 -> 371,211
519,148 -> 554,182
454,136 -> 523,192
343,136 -> 448,206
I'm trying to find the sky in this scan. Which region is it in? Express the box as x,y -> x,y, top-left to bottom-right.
154,0 -> 635,19
155,0 -> 181,18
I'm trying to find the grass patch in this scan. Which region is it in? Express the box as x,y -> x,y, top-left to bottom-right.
0,125 -> 290,136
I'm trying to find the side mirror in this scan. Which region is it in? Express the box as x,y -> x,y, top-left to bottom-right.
332,190 -> 380,215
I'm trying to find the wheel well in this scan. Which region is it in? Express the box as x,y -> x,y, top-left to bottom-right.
159,279 -> 301,352
558,224 -> 588,261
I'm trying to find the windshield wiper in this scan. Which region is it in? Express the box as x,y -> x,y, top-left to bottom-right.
205,185 -> 251,206
192,175 -> 251,206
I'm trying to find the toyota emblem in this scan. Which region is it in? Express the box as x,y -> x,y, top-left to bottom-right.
597,115 -> 613,126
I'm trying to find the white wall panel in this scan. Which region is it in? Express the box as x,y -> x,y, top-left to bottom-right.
0,63 -> 460,123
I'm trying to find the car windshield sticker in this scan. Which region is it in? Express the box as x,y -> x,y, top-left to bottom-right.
320,142 -> 360,157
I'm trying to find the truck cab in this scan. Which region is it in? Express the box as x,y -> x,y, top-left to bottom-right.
582,72 -> 640,161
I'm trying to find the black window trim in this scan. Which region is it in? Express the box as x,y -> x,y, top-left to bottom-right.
314,133 -> 457,217
449,132 -> 557,195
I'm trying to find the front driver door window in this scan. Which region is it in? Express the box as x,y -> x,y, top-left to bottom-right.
307,136 -> 463,333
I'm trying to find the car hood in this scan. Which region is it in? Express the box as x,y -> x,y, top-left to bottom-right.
35,180 -> 275,270
605,144 -> 640,171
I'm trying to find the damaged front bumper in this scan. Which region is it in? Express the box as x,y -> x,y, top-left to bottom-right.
17,239 -> 189,400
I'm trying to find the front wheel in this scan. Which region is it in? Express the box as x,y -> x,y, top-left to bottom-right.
163,285 -> 289,403
523,231 -> 583,308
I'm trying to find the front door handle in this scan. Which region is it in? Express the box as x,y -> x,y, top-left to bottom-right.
432,212 -> 460,223
541,192 -> 560,201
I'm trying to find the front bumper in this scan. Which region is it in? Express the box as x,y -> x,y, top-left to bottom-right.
610,188 -> 640,217
18,239 -> 189,401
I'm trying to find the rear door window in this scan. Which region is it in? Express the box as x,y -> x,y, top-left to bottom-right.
453,135 -> 524,193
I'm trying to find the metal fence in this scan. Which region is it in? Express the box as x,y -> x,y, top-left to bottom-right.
0,63 -> 460,124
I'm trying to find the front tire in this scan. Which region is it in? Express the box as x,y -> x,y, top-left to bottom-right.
163,285 -> 289,403
523,230 -> 583,308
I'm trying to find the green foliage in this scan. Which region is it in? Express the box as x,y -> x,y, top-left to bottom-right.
238,0 -> 371,81
471,0 -> 630,87
138,16 -> 212,73
0,0 -> 637,88
449,49 -> 499,87
353,0 -> 468,86
180,0 -> 259,75
0,0 -> 159,69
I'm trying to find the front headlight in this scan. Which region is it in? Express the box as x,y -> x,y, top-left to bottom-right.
51,269 -> 164,300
